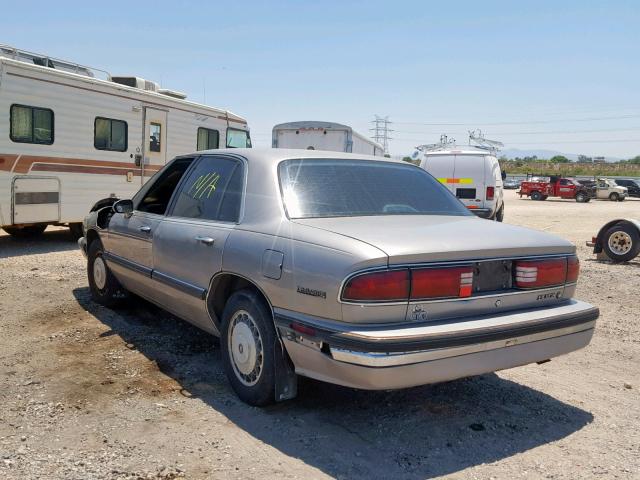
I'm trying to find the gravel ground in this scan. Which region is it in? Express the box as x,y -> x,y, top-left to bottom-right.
0,190 -> 638,480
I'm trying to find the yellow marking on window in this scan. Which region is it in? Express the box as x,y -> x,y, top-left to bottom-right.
189,172 -> 221,199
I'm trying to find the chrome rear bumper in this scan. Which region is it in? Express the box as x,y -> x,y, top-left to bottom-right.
276,300 -> 598,390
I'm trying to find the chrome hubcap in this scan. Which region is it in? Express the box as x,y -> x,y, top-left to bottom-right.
93,256 -> 107,290
228,310 -> 263,386
608,231 -> 632,255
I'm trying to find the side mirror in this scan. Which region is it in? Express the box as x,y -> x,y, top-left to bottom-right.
113,199 -> 134,215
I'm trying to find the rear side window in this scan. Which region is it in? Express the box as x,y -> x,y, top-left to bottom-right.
279,159 -> 471,218
94,117 -> 127,151
170,156 -> 243,222
197,127 -> 219,150
10,104 -> 54,144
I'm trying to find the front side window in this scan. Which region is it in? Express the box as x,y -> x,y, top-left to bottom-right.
171,156 -> 243,222
135,158 -> 193,215
279,159 -> 471,219
94,117 -> 127,151
197,127 -> 220,151
226,128 -> 251,148
10,104 -> 54,144
149,123 -> 161,152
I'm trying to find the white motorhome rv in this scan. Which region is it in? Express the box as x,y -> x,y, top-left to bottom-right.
0,45 -> 251,237
272,121 -> 384,156
414,133 -> 506,221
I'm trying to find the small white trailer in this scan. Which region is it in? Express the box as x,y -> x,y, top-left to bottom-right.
272,121 -> 384,156
0,45 -> 251,237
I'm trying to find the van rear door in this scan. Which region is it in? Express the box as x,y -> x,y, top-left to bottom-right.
452,154 -> 485,210
421,154 -> 455,194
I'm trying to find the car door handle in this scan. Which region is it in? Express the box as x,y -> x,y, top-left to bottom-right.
139,226 -> 151,233
195,236 -> 214,246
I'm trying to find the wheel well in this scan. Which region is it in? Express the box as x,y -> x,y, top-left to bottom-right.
86,228 -> 101,249
207,273 -> 272,327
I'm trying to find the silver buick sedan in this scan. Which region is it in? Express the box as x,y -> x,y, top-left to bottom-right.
79,149 -> 598,406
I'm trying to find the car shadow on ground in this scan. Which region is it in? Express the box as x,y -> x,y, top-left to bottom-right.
73,287 -> 593,479
0,228 -> 77,259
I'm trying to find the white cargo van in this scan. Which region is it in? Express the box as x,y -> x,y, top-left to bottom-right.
414,138 -> 505,221
272,121 -> 384,156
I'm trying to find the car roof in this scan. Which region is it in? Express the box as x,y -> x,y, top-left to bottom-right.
189,148 -> 408,166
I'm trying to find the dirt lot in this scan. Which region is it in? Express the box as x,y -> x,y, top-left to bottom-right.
1,191 -> 638,480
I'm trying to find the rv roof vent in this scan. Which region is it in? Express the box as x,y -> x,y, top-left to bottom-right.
110,76 -> 159,92
158,88 -> 187,100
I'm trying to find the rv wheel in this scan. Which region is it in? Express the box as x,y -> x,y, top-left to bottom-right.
87,241 -> 129,307
2,225 -> 47,238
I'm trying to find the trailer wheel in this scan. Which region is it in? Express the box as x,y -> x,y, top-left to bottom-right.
609,192 -> 620,202
2,224 -> 47,238
530,191 -> 542,201
575,192 -> 588,203
87,241 -> 129,307
603,224 -> 640,262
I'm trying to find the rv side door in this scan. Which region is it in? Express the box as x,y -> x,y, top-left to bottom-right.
142,107 -> 168,183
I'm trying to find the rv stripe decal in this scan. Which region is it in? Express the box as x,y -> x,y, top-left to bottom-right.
0,154 -> 161,176
437,178 -> 474,184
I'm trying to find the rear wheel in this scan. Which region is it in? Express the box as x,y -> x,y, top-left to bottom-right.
530,191 -> 542,201
495,204 -> 504,222
221,289 -> 277,406
2,224 -> 47,238
603,224 -> 640,262
575,192 -> 588,203
87,241 -> 128,307
609,192 -> 620,202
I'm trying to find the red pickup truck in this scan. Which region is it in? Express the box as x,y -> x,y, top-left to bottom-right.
518,176 -> 592,202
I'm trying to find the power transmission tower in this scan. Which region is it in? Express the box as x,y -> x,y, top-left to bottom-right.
370,115 -> 393,154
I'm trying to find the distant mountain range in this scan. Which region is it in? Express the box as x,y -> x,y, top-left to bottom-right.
501,148 -> 622,162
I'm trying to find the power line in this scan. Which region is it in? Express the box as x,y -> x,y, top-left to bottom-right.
393,127 -> 640,136
393,114 -> 640,126
370,115 -> 393,153
393,138 -> 640,145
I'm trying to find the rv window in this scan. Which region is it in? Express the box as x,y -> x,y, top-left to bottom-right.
226,128 -> 251,148
197,127 -> 220,151
149,123 -> 161,152
94,117 -> 128,152
170,156 -> 243,222
10,104 -> 54,145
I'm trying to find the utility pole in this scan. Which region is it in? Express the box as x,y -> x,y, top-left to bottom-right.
370,115 -> 393,154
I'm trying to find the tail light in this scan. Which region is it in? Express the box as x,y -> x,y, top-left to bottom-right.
515,258 -> 567,289
342,270 -> 409,302
411,267 -> 473,300
486,186 -> 495,200
566,256 -> 580,283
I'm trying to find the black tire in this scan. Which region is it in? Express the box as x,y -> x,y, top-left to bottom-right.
68,223 -> 84,239
530,191 -> 542,201
540,195 -> 548,201
618,197 -> 625,202
87,241 -> 128,307
221,289 -> 277,406
609,192 -> 619,202
2,224 -> 47,238
575,192 -> 588,203
495,204 -> 504,222
602,224 -> 640,262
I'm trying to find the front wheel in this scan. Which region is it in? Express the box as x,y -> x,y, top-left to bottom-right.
87,241 -> 128,307
603,224 -> 640,262
609,192 -> 620,202
221,289 -> 277,406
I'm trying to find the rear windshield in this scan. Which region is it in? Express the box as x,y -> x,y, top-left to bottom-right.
279,159 -> 472,219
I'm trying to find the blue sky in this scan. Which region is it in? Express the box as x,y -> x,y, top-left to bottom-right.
3,1 -> 639,158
